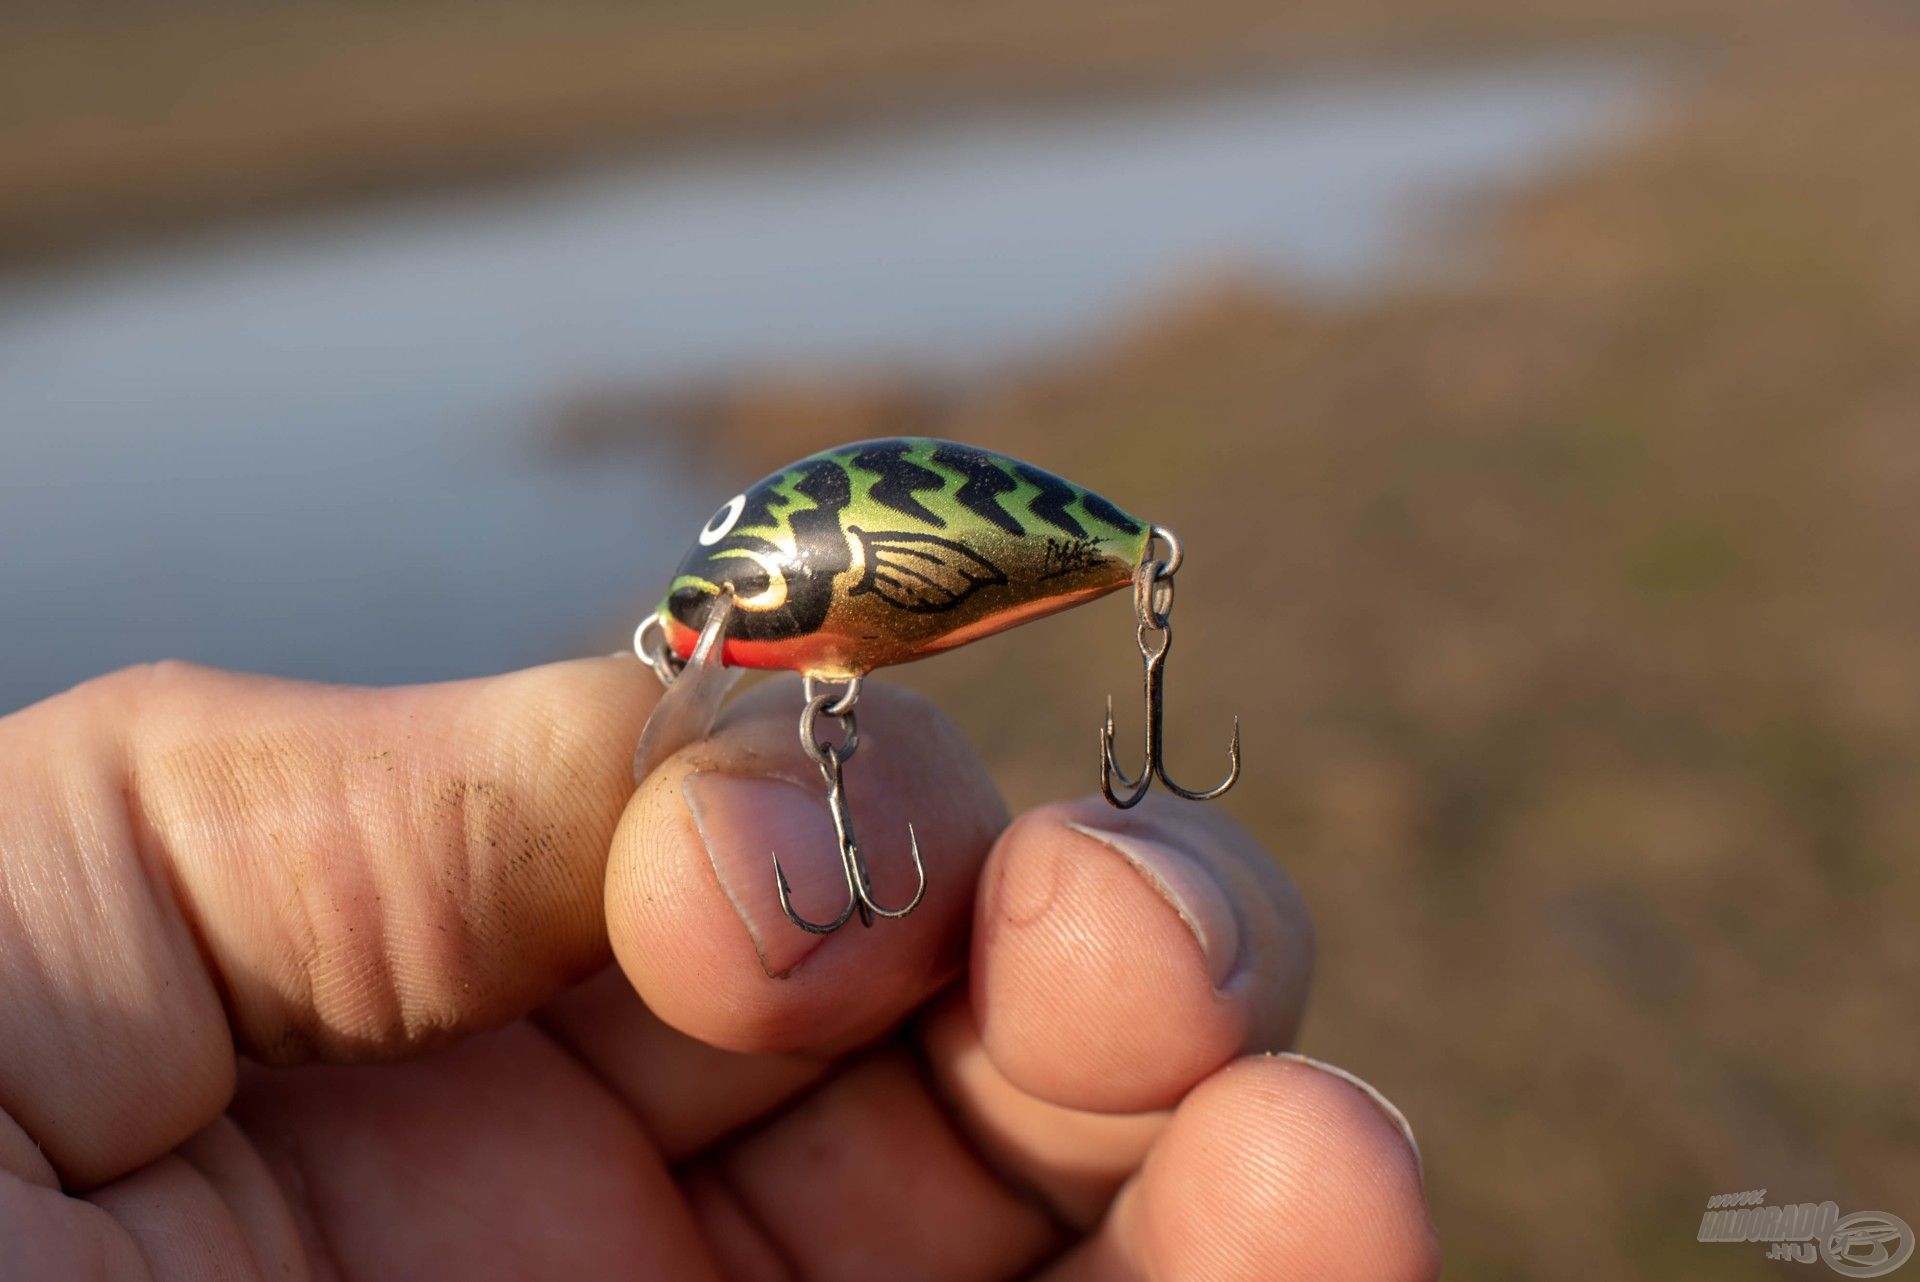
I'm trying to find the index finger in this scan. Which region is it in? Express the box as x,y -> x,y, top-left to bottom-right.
0,656 -> 660,1188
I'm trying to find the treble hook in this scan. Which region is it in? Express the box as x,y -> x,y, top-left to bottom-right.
772,677 -> 929,933
1100,526 -> 1242,809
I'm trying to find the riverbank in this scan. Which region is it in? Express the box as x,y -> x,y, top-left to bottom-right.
0,0 -> 1820,264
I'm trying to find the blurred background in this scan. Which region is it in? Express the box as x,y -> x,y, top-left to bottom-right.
2,1 -> 1915,1276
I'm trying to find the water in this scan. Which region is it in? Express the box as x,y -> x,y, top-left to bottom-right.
0,59 -> 1655,714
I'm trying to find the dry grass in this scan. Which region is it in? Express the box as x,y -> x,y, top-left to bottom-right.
683,39 -> 1920,1279
0,0 -> 1827,261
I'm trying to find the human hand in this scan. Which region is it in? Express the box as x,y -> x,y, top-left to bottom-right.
0,658 -> 1439,1280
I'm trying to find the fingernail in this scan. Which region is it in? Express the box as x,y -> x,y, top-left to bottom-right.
1273,1052 -> 1424,1184
683,772 -> 843,978
1064,820 -> 1242,989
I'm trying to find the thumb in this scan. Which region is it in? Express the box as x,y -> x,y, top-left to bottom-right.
0,657 -> 657,1188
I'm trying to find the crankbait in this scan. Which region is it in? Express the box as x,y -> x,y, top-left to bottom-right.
633,437 -> 1239,934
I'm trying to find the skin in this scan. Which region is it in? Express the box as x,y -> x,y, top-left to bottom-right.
0,657 -> 1440,1281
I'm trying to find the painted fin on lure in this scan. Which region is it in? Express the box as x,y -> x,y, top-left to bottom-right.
656,438 -> 1151,678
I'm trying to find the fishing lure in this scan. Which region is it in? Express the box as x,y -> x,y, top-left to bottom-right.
634,437 -> 1239,933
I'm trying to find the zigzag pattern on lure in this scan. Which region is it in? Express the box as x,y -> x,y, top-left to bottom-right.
657,437 -> 1150,678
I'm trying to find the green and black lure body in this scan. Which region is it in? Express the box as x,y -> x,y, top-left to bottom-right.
639,436 -> 1238,934
655,438 -> 1150,679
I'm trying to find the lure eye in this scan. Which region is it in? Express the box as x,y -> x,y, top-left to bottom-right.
698,494 -> 746,547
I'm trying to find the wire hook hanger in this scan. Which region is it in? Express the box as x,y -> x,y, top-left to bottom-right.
1100,525 -> 1242,809
773,676 -> 929,933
